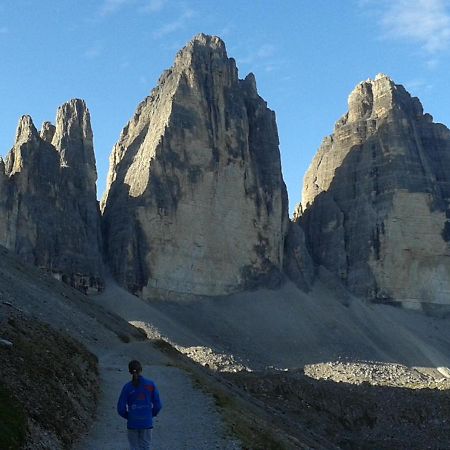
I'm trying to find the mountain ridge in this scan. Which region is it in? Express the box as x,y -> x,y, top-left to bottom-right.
1,36 -> 450,308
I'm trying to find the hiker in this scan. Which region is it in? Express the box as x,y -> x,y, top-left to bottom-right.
117,360 -> 162,450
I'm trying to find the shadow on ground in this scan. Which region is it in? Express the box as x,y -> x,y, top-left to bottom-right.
226,368 -> 450,450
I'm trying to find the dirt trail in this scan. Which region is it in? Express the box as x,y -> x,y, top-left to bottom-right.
5,245 -> 450,449
74,339 -> 241,450
0,249 -> 242,449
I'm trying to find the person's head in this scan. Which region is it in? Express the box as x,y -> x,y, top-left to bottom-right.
128,360 -> 142,387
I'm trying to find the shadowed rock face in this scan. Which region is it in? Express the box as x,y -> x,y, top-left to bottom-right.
102,34 -> 288,298
283,222 -> 315,292
0,99 -> 103,293
298,74 -> 450,307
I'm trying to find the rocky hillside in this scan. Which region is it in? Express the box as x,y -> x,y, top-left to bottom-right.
0,244 -> 148,449
101,34 -> 289,299
227,364 -> 450,450
298,74 -> 450,306
0,100 -> 103,293
0,307 -> 99,449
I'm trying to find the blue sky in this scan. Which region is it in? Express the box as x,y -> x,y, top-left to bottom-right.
1,0 -> 449,214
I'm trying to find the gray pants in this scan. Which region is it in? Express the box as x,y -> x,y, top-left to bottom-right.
127,428 -> 152,450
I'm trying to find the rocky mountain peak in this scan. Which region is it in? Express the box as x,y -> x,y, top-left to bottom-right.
0,99 -> 103,294
299,75 -> 450,305
179,33 -> 227,62
5,115 -> 43,176
52,99 -> 96,181
102,34 -> 289,298
40,121 -> 56,143
241,73 -> 258,96
302,75 -> 431,211
55,98 -> 89,122
345,74 -> 424,125
190,33 -> 226,51
167,33 -> 238,91
15,115 -> 39,146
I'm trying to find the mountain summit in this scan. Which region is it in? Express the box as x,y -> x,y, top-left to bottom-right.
102,34 -> 289,298
298,74 -> 450,306
0,99 -> 103,293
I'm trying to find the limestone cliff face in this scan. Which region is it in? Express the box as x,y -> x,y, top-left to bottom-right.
283,221 -> 315,292
299,74 -> 450,306
0,100 -> 103,293
102,34 -> 288,298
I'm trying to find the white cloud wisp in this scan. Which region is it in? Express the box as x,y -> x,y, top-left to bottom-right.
100,0 -> 167,16
152,9 -> 194,39
378,0 -> 450,54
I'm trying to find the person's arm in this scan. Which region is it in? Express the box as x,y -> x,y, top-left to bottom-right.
152,385 -> 162,417
117,385 -> 128,419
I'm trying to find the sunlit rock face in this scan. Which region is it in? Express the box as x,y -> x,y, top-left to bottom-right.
299,74 -> 450,307
0,100 -> 104,293
102,34 -> 288,298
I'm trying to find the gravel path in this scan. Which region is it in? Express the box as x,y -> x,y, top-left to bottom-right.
0,249 -> 242,450
74,341 -> 241,450
5,247 -> 450,449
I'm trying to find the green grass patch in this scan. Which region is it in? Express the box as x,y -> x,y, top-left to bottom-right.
0,383 -> 26,450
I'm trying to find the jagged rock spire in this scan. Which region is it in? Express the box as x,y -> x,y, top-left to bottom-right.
299,75 -> 450,306
52,99 -> 97,186
0,100 -> 104,294
15,115 -> 39,144
102,34 -> 288,298
5,115 -> 54,178
40,121 -> 56,143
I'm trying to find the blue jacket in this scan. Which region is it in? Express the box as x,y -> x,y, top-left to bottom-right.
117,375 -> 162,429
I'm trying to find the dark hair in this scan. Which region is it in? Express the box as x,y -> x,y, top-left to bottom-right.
128,360 -> 142,387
